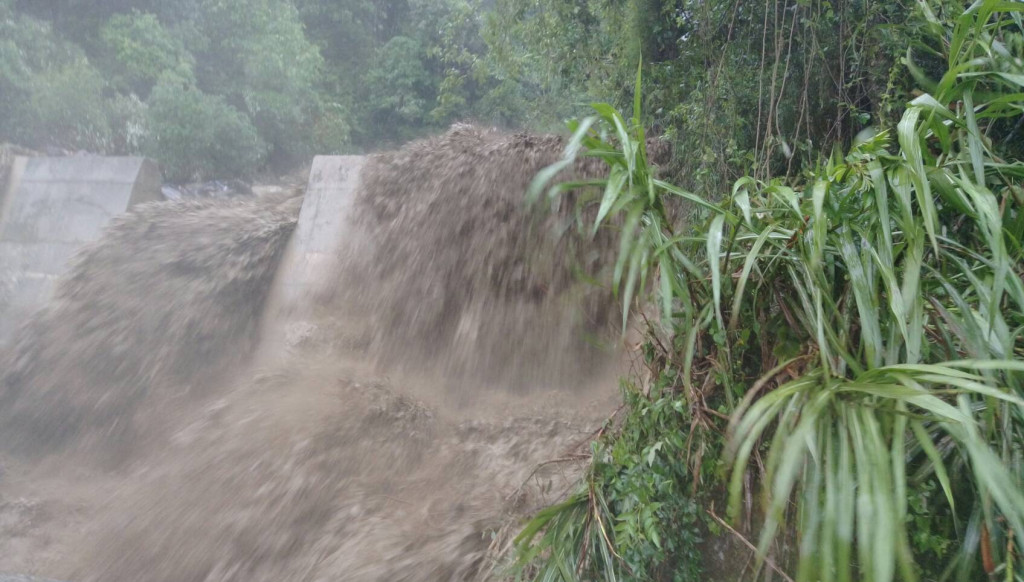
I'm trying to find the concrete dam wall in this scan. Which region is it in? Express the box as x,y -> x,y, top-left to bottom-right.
0,153 -> 367,353
0,156 -> 161,343
258,155 -> 365,357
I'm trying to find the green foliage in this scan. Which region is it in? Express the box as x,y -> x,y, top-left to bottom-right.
13,0 -> 202,46
513,375 -> 705,582
523,2 -> 1024,580
364,36 -> 435,142
194,0 -> 324,165
2,0 -> 522,172
291,0 -> 375,69
291,0 -> 376,121
100,11 -> 193,97
311,101 -> 353,155
144,74 -> 266,181
20,58 -> 112,151
485,0 -> 922,193
4,0 -> 931,184
4,0 -> 336,174
0,5 -> 112,151
0,0 -> 1009,195
599,377 -> 705,581
481,0 -> 627,128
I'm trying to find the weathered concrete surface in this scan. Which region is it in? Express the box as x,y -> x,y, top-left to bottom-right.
258,155 -> 365,356
0,575 -> 65,582
0,156 -> 161,343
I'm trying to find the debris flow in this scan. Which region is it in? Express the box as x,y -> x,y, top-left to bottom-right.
0,126 -> 625,581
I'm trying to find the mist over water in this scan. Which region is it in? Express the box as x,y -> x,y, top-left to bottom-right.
0,126 -> 625,581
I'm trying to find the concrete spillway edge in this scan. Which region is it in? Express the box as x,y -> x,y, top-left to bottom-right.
0,156 -> 161,344
257,155 -> 366,358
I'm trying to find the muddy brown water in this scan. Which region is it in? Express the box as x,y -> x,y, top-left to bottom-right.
0,354 -> 623,581
0,126 -> 630,581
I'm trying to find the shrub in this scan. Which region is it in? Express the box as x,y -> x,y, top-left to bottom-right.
144,74 -> 266,182
519,2 -> 1024,580
20,58 -> 112,152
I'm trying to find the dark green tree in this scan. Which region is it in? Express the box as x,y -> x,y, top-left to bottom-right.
144,73 -> 266,181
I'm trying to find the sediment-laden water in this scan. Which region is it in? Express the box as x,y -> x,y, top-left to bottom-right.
0,126 -> 626,581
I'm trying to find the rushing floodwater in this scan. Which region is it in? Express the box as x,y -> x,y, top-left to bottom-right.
0,125 -> 626,581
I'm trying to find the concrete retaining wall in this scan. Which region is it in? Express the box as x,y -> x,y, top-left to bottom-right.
259,155 -> 365,355
0,156 -> 161,343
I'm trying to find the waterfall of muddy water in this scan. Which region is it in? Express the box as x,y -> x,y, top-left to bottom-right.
340,124 -> 620,395
0,192 -> 302,456
0,125 -> 630,581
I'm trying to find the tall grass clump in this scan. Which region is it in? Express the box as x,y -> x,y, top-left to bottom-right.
515,2 -> 1024,580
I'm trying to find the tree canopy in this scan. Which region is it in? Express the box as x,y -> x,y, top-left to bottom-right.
1,0 -> 930,184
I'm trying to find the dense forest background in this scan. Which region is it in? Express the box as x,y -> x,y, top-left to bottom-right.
1,0 -> 924,184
